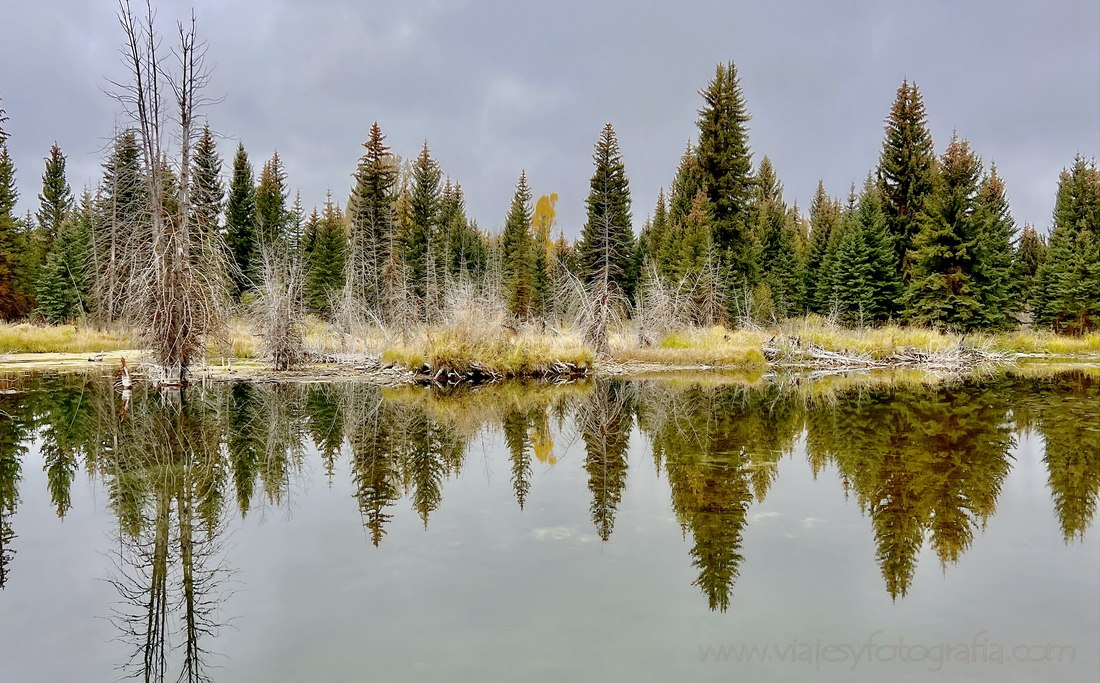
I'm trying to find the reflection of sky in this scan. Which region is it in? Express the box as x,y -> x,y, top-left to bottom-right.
0,421 -> 1097,682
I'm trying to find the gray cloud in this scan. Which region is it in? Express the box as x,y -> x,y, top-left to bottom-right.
2,0 -> 1097,235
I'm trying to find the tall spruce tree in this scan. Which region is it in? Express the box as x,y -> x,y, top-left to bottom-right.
37,195 -> 92,323
877,80 -> 937,281
1012,224 -> 1046,316
902,135 -> 984,330
805,181 -> 842,314
439,183 -> 486,279
405,142 -> 442,303
577,123 -> 635,299
90,129 -> 146,323
695,62 -> 756,288
0,100 -> 31,319
638,187 -> 670,272
255,151 -> 289,252
347,122 -> 400,312
225,143 -> 257,298
753,158 -> 802,317
189,124 -> 224,246
303,193 -> 346,318
1035,155 -> 1100,333
501,171 -> 536,319
970,166 -> 1017,330
669,142 -> 703,225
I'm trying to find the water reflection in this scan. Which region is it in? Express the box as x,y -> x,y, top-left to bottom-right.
0,370 -> 1096,637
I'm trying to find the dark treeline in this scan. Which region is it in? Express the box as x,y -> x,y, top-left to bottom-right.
1,60 -> 1098,344
0,371 -> 1096,622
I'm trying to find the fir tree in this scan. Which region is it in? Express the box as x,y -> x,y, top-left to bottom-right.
970,166 -> 1017,330
903,135 -> 984,330
661,189 -> 713,283
695,62 -> 756,287
669,142 -> 703,225
577,123 -> 635,298
255,151 -> 289,252
753,157 -> 802,317
639,187 -> 670,271
878,80 -> 936,281
225,143 -> 257,298
36,193 -> 92,323
440,183 -> 486,279
304,193 -> 346,318
36,143 -> 72,247
189,124 -> 224,246
0,106 -> 31,319
1012,224 -> 1046,315
347,122 -> 400,312
405,141 -> 442,303
1035,155 -> 1100,333
501,171 -> 536,319
90,130 -> 146,323
805,181 -> 842,314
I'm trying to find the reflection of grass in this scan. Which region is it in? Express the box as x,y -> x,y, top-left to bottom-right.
0,323 -> 136,353
384,381 -> 591,436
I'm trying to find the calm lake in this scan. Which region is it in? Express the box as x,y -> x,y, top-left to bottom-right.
0,369 -> 1097,682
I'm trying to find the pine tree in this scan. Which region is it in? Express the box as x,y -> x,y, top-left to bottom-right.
36,144 -> 72,246
661,189 -> 713,283
501,171 -> 536,319
970,166 -> 1017,330
304,193 -> 346,318
405,142 -> 442,304
753,157 -> 802,317
805,181 -> 842,314
189,124 -> 224,246
1035,155 -> 1100,333
639,188 -> 670,272
90,129 -> 146,323
577,123 -> 635,298
36,193 -> 93,323
0,102 -> 32,319
1012,224 -> 1046,316
347,122 -> 400,313
225,143 -> 256,298
878,80 -> 936,281
903,135 -> 984,330
669,142 -> 703,225
255,151 -> 289,252
695,62 -> 756,287
440,183 -> 486,279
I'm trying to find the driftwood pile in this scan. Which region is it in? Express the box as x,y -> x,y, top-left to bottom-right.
762,336 -> 1007,370
408,360 -> 591,386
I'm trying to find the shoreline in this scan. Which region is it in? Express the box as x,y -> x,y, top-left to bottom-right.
2,348 -> 1098,386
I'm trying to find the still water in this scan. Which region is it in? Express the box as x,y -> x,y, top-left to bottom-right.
0,370 -> 1097,682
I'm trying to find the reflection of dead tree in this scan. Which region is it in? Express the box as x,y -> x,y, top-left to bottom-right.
97,385 -> 232,683
110,1 -> 230,384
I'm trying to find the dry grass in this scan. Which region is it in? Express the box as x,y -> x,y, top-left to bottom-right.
0,323 -> 137,354
984,330 -> 1100,355
612,325 -> 768,366
382,325 -> 594,376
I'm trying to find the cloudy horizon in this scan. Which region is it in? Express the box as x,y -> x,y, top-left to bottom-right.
1,0 -> 1097,236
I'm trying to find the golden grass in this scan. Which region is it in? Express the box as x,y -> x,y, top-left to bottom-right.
612,326 -> 768,366
383,326 -> 594,376
983,330 -> 1100,355
0,323 -> 137,354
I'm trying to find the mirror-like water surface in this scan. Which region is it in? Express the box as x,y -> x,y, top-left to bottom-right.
0,370 -> 1097,682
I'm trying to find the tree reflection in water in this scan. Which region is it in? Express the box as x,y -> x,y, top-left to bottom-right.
0,369 -> 1093,640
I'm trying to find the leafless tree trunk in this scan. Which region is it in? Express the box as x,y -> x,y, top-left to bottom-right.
110,1 -> 229,385
253,244 -> 306,371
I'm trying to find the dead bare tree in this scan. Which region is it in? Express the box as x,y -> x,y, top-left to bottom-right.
253,244 -> 306,371
109,0 -> 230,385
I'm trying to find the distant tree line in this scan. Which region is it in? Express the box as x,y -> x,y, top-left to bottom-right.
0,61 -> 1097,337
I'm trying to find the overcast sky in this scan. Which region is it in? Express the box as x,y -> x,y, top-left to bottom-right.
1,0 -> 1098,236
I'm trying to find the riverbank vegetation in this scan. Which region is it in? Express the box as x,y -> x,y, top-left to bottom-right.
0,3 -> 1097,382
